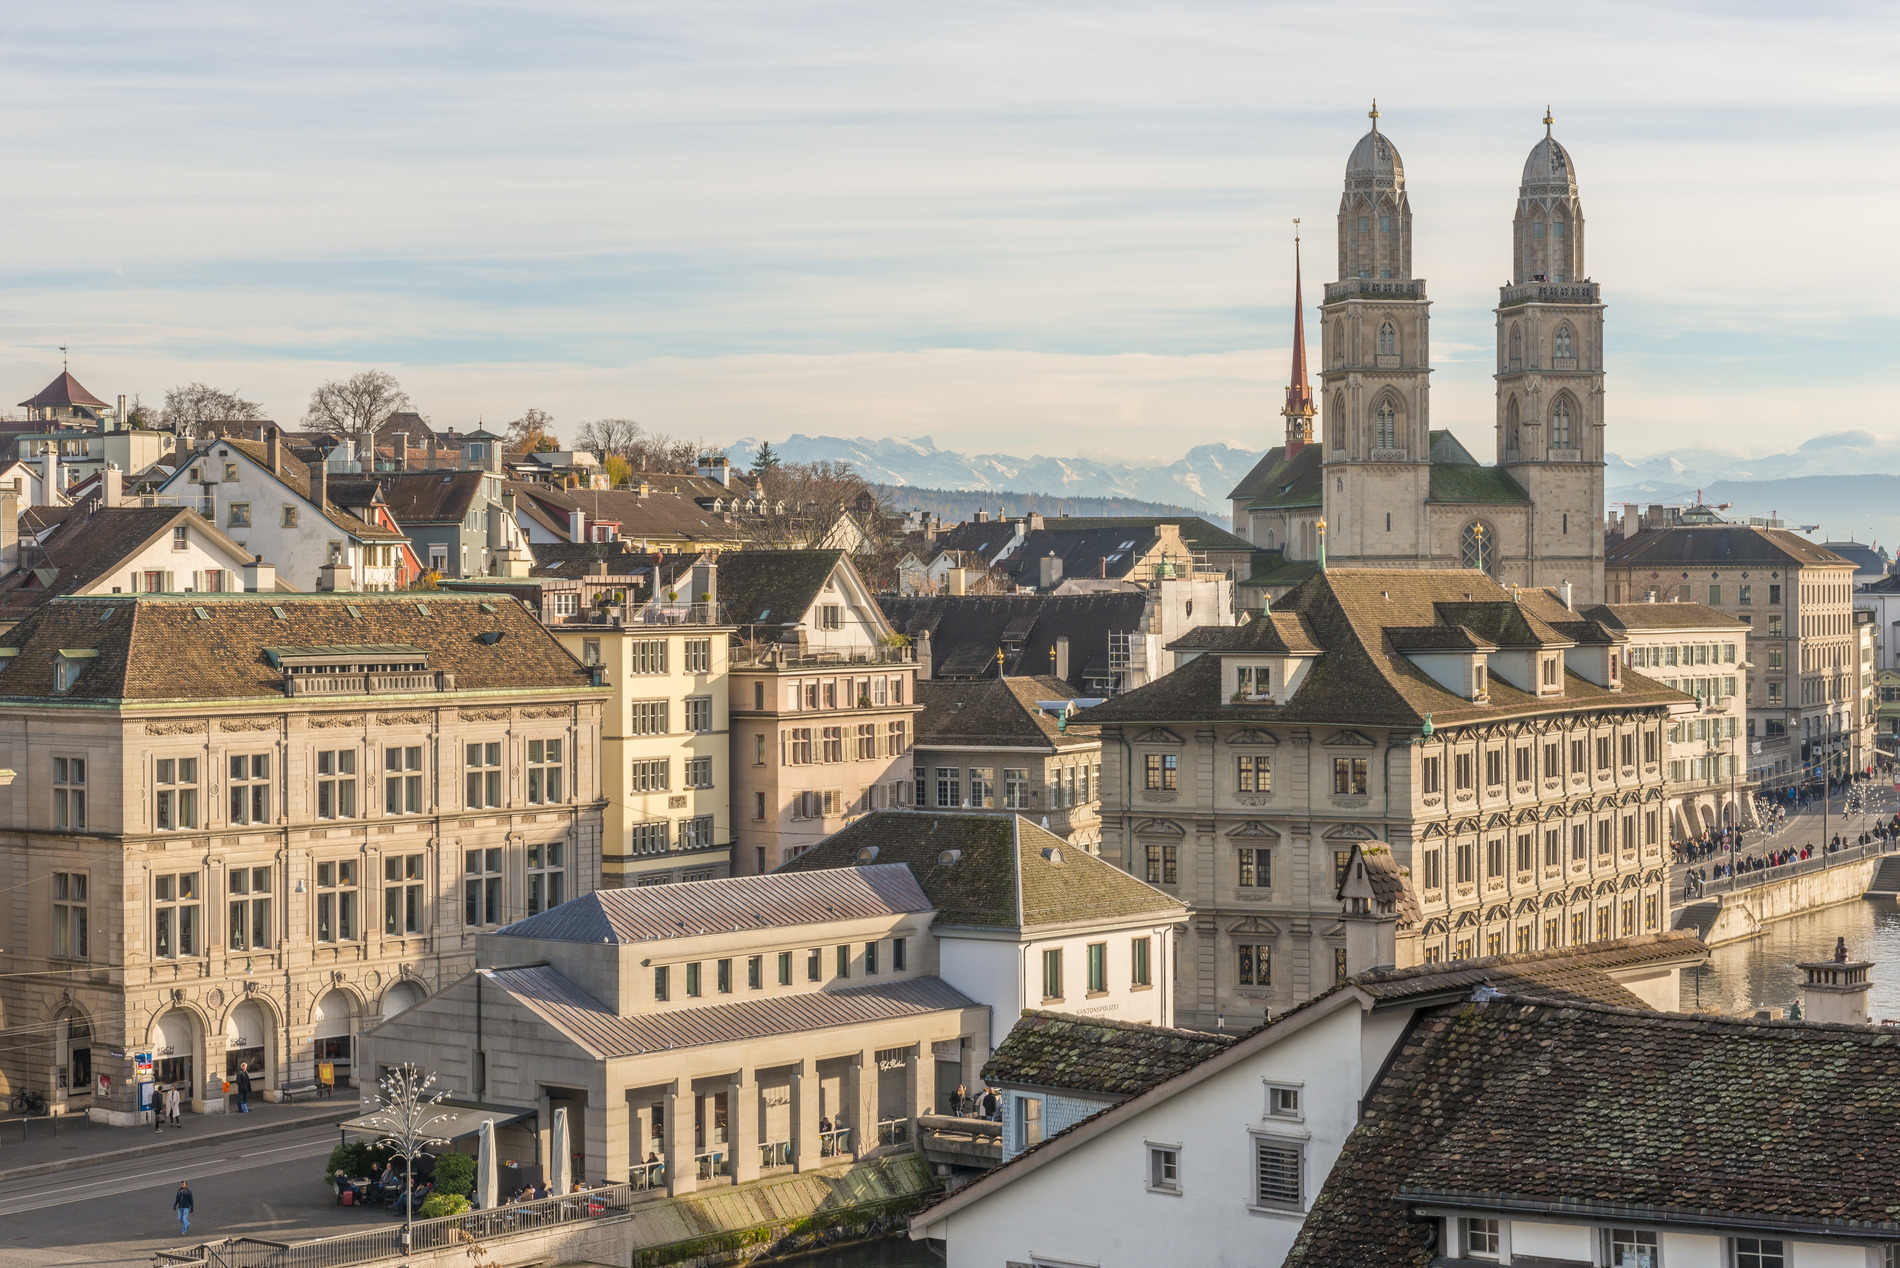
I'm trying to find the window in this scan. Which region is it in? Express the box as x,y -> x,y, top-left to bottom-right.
385,745 -> 423,813
1018,1095 -> 1043,1148
52,752 -> 87,832
1268,1085 -> 1301,1119
632,701 -> 669,735
1003,768 -> 1032,809
1732,1238 -> 1784,1268
836,944 -> 851,978
228,754 -> 270,825
53,872 -> 88,959
1144,753 -> 1178,790
173,525 -> 189,550
684,756 -> 713,789
282,504 -> 298,528
685,696 -> 713,733
223,462 -> 237,481
1148,1145 -> 1180,1193
463,848 -> 502,927
527,841 -> 564,914
1544,828 -> 1560,867
1253,1138 -> 1302,1209
629,639 -> 667,674
527,738 -> 564,803
631,758 -> 670,792
1487,838 -> 1505,878
153,872 -> 199,958
228,866 -> 272,951
1238,846 -> 1271,888
1484,749 -> 1503,787
384,854 -> 424,935
1607,1228 -> 1657,1268
683,638 -> 711,674
1454,752 -> 1473,791
936,766 -> 961,808
818,604 -> 843,630
465,742 -> 503,808
1145,842 -> 1178,885
228,503 -> 251,528
1235,664 -> 1270,698
154,757 -> 199,830
316,860 -> 358,942
886,720 -> 906,756
1132,936 -> 1153,986
316,750 -> 357,819
1552,397 -> 1572,447
856,722 -> 877,760
1553,324 -> 1573,358
1456,840 -> 1474,885
1595,736 -> 1612,771
864,941 -> 879,974
1465,1218 -> 1500,1258
807,948 -> 822,981
1041,948 -> 1063,1001
1620,733 -> 1635,767
1333,757 -> 1368,795
969,767 -> 995,809
1085,942 -> 1107,994
714,958 -> 732,993
1375,401 -> 1396,449
893,936 -> 907,970
1423,847 -> 1441,890
1237,942 -> 1269,986
1421,755 -> 1441,794
685,962 -> 702,997
1237,754 -> 1270,793
653,965 -> 669,1001
580,637 -> 601,666
1514,833 -> 1532,873
679,815 -> 715,849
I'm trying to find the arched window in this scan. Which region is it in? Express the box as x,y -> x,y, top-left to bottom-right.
1378,322 -> 1397,356
1461,522 -> 1494,575
1332,320 -> 1345,367
1554,326 -> 1573,358
1509,325 -> 1522,367
1331,393 -> 1347,449
1552,397 -> 1573,448
1376,401 -> 1397,451
1508,425 -> 1519,456
1265,528 -> 1276,550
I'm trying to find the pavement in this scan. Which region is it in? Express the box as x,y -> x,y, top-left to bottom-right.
0,1098 -> 358,1184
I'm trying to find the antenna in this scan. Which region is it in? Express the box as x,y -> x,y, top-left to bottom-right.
58,345 -> 68,371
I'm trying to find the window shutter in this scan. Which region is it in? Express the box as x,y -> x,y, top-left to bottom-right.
1255,1139 -> 1301,1207
164,572 -> 175,592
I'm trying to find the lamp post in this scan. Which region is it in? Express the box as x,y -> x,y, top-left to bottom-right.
359,1063 -> 452,1257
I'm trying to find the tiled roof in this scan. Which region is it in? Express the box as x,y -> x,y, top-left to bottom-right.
1354,931 -> 1708,1010
0,593 -> 596,702
1607,524 -> 1854,569
493,864 -> 933,944
913,676 -> 1096,750
882,593 -> 1150,692
1583,600 -> 1752,631
775,812 -> 1183,932
1081,568 -> 1690,730
0,507 -> 261,617
982,1010 -> 1234,1098
1428,462 -> 1529,504
483,964 -> 976,1060
1247,553 -> 1320,586
1001,525 -> 1162,585
1287,995 -> 1900,1266
1023,516 -> 1255,555
931,520 -> 1021,563
375,470 -> 488,524
1349,846 -> 1423,928
716,549 -> 846,637
19,371 -> 108,410
200,438 -> 406,541
508,482 -> 751,546
1229,444 -> 1321,509
526,539 -> 649,579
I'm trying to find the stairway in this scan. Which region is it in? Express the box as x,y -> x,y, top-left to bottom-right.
1864,856 -> 1900,896
1672,901 -> 1721,939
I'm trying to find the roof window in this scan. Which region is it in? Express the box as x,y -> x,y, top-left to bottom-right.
856,845 -> 880,862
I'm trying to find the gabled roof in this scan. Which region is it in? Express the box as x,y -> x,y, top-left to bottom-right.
375,469 -> 489,525
0,507 -> 264,617
1287,994 -> 1900,1265
881,593 -> 1150,691
913,676 -> 1098,750
186,437 -> 406,541
1163,610 -> 1323,656
1351,930 -> 1705,1010
1583,600 -> 1751,632
931,519 -> 1021,563
775,812 -> 1183,932
716,549 -> 847,636
1002,524 -> 1163,585
1228,443 -> 1321,509
508,482 -> 751,546
19,371 -> 109,410
983,1010 -> 1234,1099
492,863 -> 932,944
1428,461 -> 1529,504
1607,524 -> 1854,569
1021,516 -> 1254,555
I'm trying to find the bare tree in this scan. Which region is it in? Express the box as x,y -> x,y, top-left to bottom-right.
161,383 -> 266,433
747,459 -> 905,584
572,417 -> 643,461
305,369 -> 411,445
571,417 -> 704,479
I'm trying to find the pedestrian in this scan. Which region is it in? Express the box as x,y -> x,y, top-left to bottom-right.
153,1082 -> 165,1134
953,1082 -> 969,1116
173,1180 -> 195,1236
235,1062 -> 252,1114
166,1081 -> 183,1128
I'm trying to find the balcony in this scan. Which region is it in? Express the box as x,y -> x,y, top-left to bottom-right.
1323,278 -> 1425,301
1498,280 -> 1600,306
284,670 -> 455,697
731,644 -> 916,669
552,601 -> 730,628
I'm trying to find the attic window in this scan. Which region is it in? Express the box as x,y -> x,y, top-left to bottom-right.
271,606 -> 286,619
415,603 -> 430,617
0,648 -> 17,672
479,602 -> 497,614
938,849 -> 961,866
1042,847 -> 1065,863
345,605 -> 362,619
856,845 -> 879,862
97,607 -> 115,623
192,607 -> 210,621
1119,540 -> 1136,549
476,631 -> 504,646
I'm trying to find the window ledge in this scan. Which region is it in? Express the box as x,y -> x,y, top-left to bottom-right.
1041,996 -> 1065,1005
1146,1185 -> 1183,1198
1085,990 -> 1109,1000
1245,1203 -> 1306,1217
1130,983 -> 1154,993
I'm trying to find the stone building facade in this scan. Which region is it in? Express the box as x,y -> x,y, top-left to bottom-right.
1082,569 -> 1680,1029
0,593 -> 605,1118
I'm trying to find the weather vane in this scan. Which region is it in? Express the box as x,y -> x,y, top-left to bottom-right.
58,344 -> 68,370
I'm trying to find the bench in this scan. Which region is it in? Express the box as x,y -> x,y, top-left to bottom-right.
280,1080 -> 326,1103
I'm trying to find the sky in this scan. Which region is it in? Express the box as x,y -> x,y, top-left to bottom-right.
2,1 -> 1897,465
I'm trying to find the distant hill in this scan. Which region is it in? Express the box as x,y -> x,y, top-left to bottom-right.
1608,473 -> 1900,547
729,434 -> 1263,518
871,484 -> 1221,526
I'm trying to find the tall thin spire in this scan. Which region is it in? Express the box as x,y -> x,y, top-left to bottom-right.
1283,222 -> 1316,456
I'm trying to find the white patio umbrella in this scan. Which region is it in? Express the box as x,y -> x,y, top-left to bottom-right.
550,1107 -> 572,1196
476,1119 -> 498,1210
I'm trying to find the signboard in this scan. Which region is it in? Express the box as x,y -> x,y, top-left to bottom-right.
133,1052 -> 153,1082
95,1073 -> 112,1099
318,1062 -> 336,1088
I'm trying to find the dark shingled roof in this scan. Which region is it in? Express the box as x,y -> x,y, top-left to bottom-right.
716,549 -> 847,639
775,812 -> 1183,931
913,676 -> 1097,751
1583,600 -> 1751,631
1286,995 -> 1900,1266
1000,524 -> 1163,586
0,507 -> 261,617
1607,524 -> 1855,569
1081,568 -> 1689,730
1352,931 -> 1706,1010
983,1010 -> 1234,1098
1228,444 -> 1321,509
374,469 -> 489,524
1024,516 -> 1254,555
931,519 -> 1021,563
1428,462 -> 1529,504
507,482 -> 751,546
882,593 -> 1150,692
0,593 -> 596,702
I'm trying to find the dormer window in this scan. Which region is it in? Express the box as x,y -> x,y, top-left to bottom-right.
54,649 -> 97,693
1234,664 -> 1272,702
1473,664 -> 1487,697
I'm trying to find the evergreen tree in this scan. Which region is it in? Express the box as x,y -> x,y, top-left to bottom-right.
754,441 -> 781,474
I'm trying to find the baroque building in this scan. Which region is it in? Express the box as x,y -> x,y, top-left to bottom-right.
1232,108 -> 1607,606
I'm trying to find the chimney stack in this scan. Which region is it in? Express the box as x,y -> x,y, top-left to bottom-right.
568,508 -> 587,545
308,457 -> 329,512
1054,635 -> 1070,682
42,447 -> 59,502
915,628 -> 933,680
0,492 -> 17,573
428,433 -> 440,471
116,394 -> 126,432
1798,945 -> 1873,1026
101,464 -> 123,508
1560,580 -> 1574,611
1039,554 -> 1064,590
243,554 -> 276,593
266,427 -> 281,475
394,432 -> 408,472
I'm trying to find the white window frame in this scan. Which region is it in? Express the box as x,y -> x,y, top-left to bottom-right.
1144,1141 -> 1181,1196
1264,1081 -> 1303,1121
1247,1131 -> 1305,1213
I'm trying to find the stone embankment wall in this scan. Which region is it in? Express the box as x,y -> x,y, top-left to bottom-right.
1697,858 -> 1884,946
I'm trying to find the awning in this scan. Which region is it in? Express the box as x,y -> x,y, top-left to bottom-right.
339,1102 -> 537,1144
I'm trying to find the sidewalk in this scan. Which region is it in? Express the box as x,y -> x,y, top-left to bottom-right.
0,1095 -> 359,1183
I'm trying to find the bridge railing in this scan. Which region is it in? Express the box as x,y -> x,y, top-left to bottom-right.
1671,835 -> 1900,906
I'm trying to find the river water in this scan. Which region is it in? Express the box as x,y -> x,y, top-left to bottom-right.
774,1240 -> 940,1268
1680,894 -> 1900,1019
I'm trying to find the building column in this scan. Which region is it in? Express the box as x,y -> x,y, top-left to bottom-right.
536,1090 -> 553,1181
852,1048 -> 879,1158
905,1044 -> 934,1133
729,1069 -> 758,1184
790,1063 -> 821,1173
663,1081 -> 695,1197
959,1038 -> 981,1109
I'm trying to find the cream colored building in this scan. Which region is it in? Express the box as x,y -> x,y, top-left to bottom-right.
0,593 -> 605,1118
1083,568 -> 1681,1030
911,677 -> 1103,850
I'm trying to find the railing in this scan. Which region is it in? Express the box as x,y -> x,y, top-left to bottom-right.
917,1114 -> 1002,1141
1498,279 -> 1600,305
731,645 -> 915,669
631,601 -> 728,626
694,1149 -> 728,1180
759,1139 -> 794,1169
629,1160 -> 665,1191
1672,834 -> 1900,905
1323,277 -> 1426,301
876,1118 -> 911,1147
284,671 -> 451,697
818,1127 -> 852,1157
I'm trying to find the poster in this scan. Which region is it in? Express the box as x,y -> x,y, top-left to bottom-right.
95,1072 -> 111,1099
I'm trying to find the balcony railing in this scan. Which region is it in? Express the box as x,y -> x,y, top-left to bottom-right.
1498,279 -> 1601,306
731,644 -> 916,669
694,1149 -> 729,1181
759,1139 -> 794,1169
284,671 -> 454,697
629,1160 -> 665,1191
554,601 -> 730,628
1323,277 -> 1426,301
876,1118 -> 911,1147
818,1127 -> 852,1157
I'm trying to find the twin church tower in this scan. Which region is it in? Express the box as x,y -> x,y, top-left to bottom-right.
1230,105 -> 1606,605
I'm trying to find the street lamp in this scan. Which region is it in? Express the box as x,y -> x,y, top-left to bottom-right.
358,1064 -> 453,1255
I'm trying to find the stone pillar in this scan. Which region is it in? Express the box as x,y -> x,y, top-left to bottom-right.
663,1082 -> 695,1196
905,1045 -> 934,1133
790,1063 -> 821,1173
594,1096 -> 620,1187
959,1040 -> 981,1110
536,1090 -> 553,1181
850,1050 -> 877,1158
729,1069 -> 758,1183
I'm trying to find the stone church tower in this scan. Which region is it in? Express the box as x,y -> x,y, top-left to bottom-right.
1494,111 -> 1607,601
1319,103 -> 1435,564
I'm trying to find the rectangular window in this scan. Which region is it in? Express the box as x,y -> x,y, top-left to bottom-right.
863,940 -> 879,975
886,720 -> 906,756
1148,1145 -> 1179,1193
936,766 -> 961,808
153,757 -> 198,831
1487,838 -> 1505,878
684,756 -> 713,789
1733,1239 -> 1783,1268
685,696 -> 713,734
683,638 -> 711,674
463,848 -> 502,927
1544,828 -> 1560,867
1514,747 -> 1531,782
969,767 -> 995,809
716,958 -> 732,993
1131,936 -> 1152,986
1455,752 -> 1473,791
1003,768 -> 1032,809
836,944 -> 851,978
1484,749 -> 1503,787
775,951 -> 792,986
856,722 -> 877,760
316,750 -> 357,819
807,947 -> 821,981
632,701 -> 669,735
1572,823 -> 1587,861
1571,737 -> 1587,773
228,753 -> 270,825
1041,947 -> 1063,1000
892,936 -> 907,971
679,815 -> 715,849
1237,942 -> 1269,986
465,741 -> 503,808
1421,754 -> 1441,794
1598,820 -> 1613,856
384,745 -> 423,814
1237,846 -> 1271,888
1423,847 -> 1441,890
1254,1139 -> 1302,1209
653,965 -> 669,1001
1709,584 -> 1722,605
1333,757 -> 1369,795
630,758 -> 670,792
1144,753 -> 1178,791
1456,841 -> 1474,885
227,865 -> 273,951
228,503 -> 251,528
1145,843 -> 1178,885
1086,942 -> 1107,993
1018,1095 -> 1043,1148
1515,833 -> 1532,873
526,738 -> 565,803
383,854 -> 424,935
1465,1218 -> 1500,1258
1607,1228 -> 1658,1268
53,872 -> 88,959
629,639 -> 667,674
685,962 -> 702,997
745,955 -> 762,990
315,859 -> 359,942
526,841 -> 565,915
1596,736 -> 1612,771
154,872 -> 200,958
1236,754 -> 1271,793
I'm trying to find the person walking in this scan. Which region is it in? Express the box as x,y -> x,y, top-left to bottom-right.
235,1062 -> 252,1113
173,1181 -> 195,1236
165,1081 -> 182,1128
153,1082 -> 165,1134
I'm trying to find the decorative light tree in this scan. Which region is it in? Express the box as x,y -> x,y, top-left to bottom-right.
357,1064 -> 454,1253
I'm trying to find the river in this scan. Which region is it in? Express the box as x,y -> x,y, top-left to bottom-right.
1680,894 -> 1900,1018
774,1240 -> 940,1268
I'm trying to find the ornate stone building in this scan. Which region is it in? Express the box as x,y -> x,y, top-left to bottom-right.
1232,108 -> 1607,607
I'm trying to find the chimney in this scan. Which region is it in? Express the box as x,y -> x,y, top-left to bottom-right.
243,554 -> 276,593
266,427 -> 281,475
696,455 -> 729,487
1797,946 -> 1872,1025
915,628 -> 933,680
116,394 -> 126,432
1054,635 -> 1070,681
359,431 -> 375,475
308,457 -> 329,512
394,432 -> 408,472
945,566 -> 967,595
101,464 -> 123,508
568,508 -> 587,545
1646,503 -> 1666,530
974,508 -> 989,524
316,545 -> 354,593
638,480 -> 650,499
427,433 -> 440,471
1027,511 -> 1045,532
42,448 -> 59,501
0,492 -> 16,572
1560,580 -> 1574,611
1039,554 -> 1064,590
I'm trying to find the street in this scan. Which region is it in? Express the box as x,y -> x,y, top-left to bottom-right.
0,1123 -> 387,1268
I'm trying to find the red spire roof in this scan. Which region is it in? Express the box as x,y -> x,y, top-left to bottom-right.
19,371 -> 108,410
1283,241 -> 1314,420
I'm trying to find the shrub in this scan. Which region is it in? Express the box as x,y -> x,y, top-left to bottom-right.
432,1151 -> 477,1198
323,1142 -> 376,1186
417,1193 -> 470,1220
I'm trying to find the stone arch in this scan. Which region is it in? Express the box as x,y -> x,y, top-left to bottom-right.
1264,527 -> 1276,550
1370,389 -> 1405,453
148,1005 -> 207,1096
1550,390 -> 1580,450
1505,395 -> 1521,456
222,995 -> 277,1091
1329,391 -> 1347,448
379,981 -> 426,1021
312,988 -> 361,1088
1377,320 -> 1398,358
1332,321 -> 1345,369
1460,520 -> 1496,576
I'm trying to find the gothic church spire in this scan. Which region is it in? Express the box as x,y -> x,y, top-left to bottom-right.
1283,227 -> 1316,456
